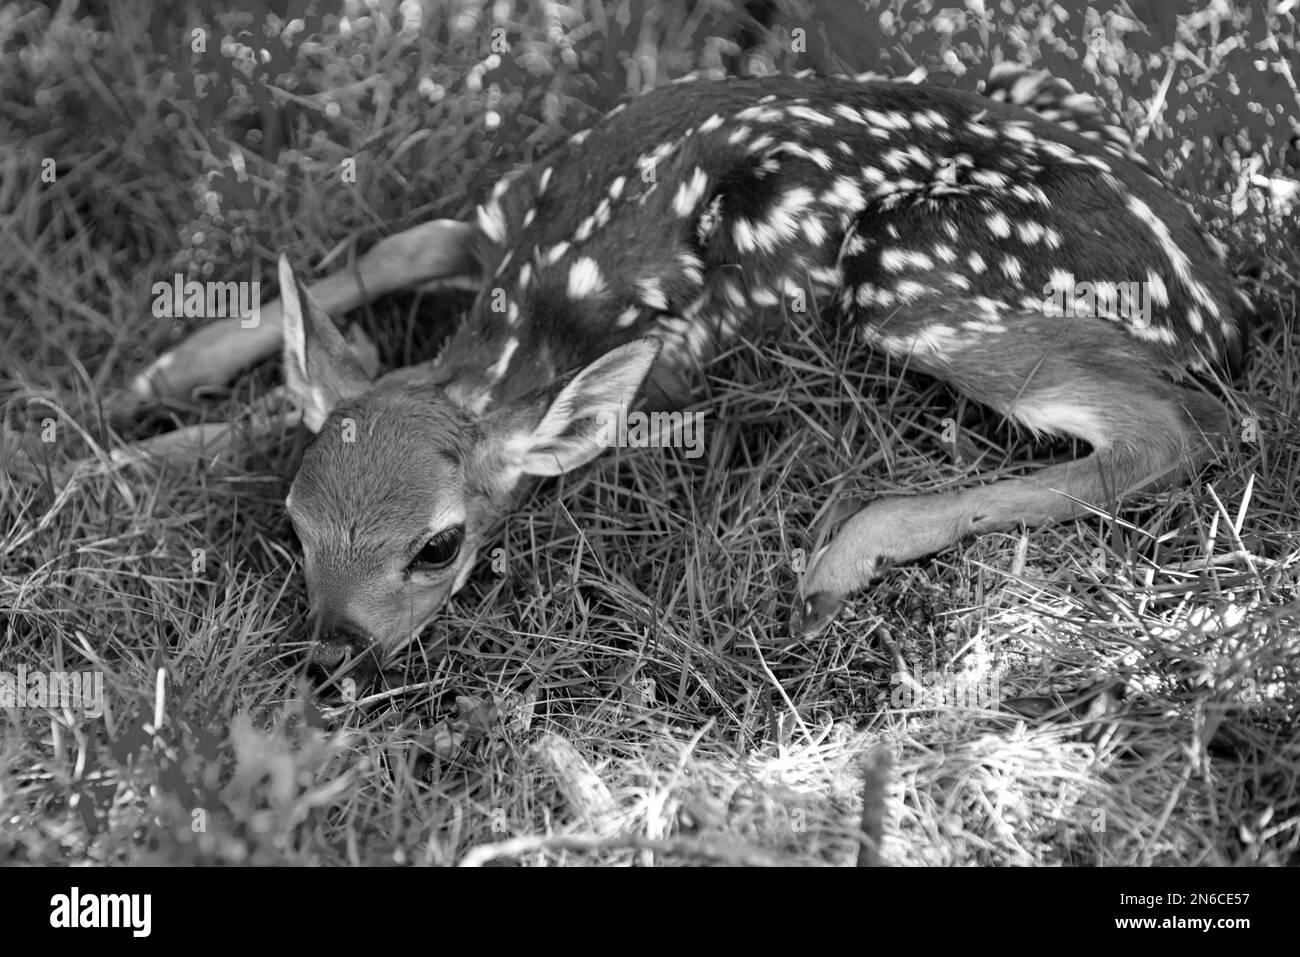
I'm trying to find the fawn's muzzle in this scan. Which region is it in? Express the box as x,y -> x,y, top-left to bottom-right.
309,615 -> 375,669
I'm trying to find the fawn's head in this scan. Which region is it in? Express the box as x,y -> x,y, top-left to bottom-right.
276,257 -> 659,671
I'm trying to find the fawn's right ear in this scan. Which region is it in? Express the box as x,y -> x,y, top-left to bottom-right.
487,337 -> 662,480
279,255 -> 372,432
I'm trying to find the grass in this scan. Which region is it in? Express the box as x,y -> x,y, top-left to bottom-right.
1,0 -> 1298,866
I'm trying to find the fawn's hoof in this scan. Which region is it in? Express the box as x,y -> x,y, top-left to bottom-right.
791,591 -> 845,636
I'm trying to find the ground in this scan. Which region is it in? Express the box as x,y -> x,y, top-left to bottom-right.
1,0 -> 1297,866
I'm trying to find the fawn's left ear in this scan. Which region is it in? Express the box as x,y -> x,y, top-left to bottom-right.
279,255 -> 372,431
487,337 -> 662,478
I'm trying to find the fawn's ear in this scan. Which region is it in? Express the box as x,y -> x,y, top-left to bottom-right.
279,255 -> 371,432
490,338 -> 662,478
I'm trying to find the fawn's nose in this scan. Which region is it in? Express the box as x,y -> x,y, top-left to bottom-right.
308,615 -> 374,669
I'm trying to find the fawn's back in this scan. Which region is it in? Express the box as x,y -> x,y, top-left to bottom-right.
449,72 -> 1245,404
281,69 -> 1248,666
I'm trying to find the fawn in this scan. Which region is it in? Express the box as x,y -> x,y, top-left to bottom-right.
266,67 -> 1249,670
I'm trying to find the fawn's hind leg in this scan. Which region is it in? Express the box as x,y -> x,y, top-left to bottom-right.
795,311 -> 1229,633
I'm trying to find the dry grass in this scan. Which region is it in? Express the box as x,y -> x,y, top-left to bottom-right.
1,0 -> 1298,866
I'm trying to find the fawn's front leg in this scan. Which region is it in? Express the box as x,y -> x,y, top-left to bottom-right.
795,312 -> 1230,634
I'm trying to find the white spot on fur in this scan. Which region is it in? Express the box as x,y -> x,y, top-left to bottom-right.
486,337 -> 519,383
881,249 -> 934,272
781,142 -> 833,170
824,176 -> 866,210
863,109 -> 911,131
1146,270 -> 1169,307
637,277 -> 668,311
676,250 -> 704,285
986,212 -> 1011,238
894,279 -> 927,301
736,105 -> 783,124
732,186 -> 814,254
971,169 -> 1010,189
1046,268 -> 1074,295
1039,141 -> 1077,163
727,125 -> 753,146
476,200 -> 507,244
673,167 -> 709,217
883,149 -> 910,172
833,104 -> 867,124
567,257 -> 605,299
974,296 -> 1006,320
787,105 -> 834,126
1001,122 -> 1036,145
1015,220 -> 1044,244
808,265 -> 839,287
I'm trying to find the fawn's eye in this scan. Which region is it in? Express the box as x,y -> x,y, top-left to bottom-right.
410,526 -> 463,571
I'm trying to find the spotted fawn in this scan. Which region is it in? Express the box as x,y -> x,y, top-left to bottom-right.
268,67 -> 1249,669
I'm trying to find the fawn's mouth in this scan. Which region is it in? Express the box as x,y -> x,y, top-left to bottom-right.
307,627 -> 425,680
308,641 -> 383,692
